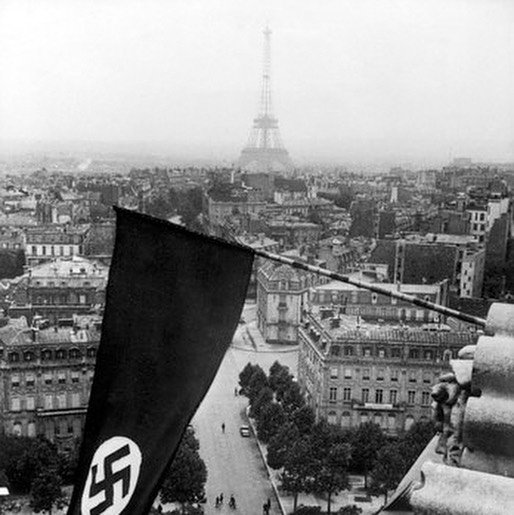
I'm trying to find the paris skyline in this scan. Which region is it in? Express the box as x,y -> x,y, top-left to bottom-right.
1,0 -> 513,166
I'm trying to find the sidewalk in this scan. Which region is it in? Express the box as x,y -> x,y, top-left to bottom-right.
232,320 -> 300,354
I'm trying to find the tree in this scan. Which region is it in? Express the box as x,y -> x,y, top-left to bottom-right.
247,367 -> 269,405
256,402 -> 286,443
351,423 -> 385,488
312,443 -> 352,514
267,422 -> 300,470
239,363 -> 263,396
269,362 -> 294,402
369,444 -> 405,504
398,421 -> 435,472
160,432 -> 207,515
281,382 -> 306,415
2,437 -> 61,494
30,469 -> 64,514
249,386 -> 274,420
291,405 -> 316,436
281,436 -> 317,513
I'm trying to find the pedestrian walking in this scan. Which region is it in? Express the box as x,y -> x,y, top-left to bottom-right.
234,386 -> 238,396
229,495 -> 236,509
219,493 -> 224,504
267,497 -> 271,510
215,496 -> 219,507
221,422 -> 225,433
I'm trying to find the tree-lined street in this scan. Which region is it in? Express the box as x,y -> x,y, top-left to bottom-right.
192,305 -> 298,514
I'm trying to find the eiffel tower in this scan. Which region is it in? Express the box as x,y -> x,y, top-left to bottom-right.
238,27 -> 293,173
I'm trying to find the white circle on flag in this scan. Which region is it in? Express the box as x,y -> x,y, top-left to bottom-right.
81,436 -> 142,515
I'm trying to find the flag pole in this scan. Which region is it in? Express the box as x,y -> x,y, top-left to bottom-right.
251,248 -> 487,328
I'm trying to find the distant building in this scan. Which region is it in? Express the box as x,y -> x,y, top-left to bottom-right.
8,256 -> 108,324
370,235 -> 485,298
297,305 -> 477,435
312,279 -> 449,324
317,238 -> 360,274
0,318 -> 99,451
25,225 -> 89,266
264,220 -> 321,250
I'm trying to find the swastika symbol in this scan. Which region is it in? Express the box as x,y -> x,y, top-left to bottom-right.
81,436 -> 142,515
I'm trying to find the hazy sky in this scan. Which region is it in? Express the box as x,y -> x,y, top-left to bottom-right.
1,0 -> 513,164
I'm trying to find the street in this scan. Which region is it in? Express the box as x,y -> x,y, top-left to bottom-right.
192,304 -> 298,515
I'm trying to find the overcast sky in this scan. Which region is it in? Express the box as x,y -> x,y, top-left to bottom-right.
1,0 -> 513,165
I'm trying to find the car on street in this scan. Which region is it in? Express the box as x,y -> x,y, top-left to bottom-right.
239,425 -> 251,437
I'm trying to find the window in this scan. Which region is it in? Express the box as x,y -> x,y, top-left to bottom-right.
409,348 -> 420,360
374,413 -> 382,426
360,412 -> 369,424
69,348 -> 81,359
44,395 -> 53,410
57,394 -> 67,409
11,398 -> 20,411
31,245 -> 37,255
329,387 -> 337,402
388,414 -> 396,429
42,349 -> 52,361
26,397 -> 35,411
327,411 -> 337,425
341,412 -> 351,427
26,374 -> 35,387
363,347 -> 372,357
89,370 -> 94,382
344,346 -> 354,356
343,388 -> 351,401
330,367 -> 338,379
424,350 -> 433,360
409,371 -> 417,383
378,348 -> 385,358
423,373 -> 432,384
56,349 -> 67,360
363,368 -> 370,380
344,368 -> 352,379
422,392 -> 431,406
87,347 -> 96,358
11,375 -> 20,387
391,348 -> 401,358
58,372 -> 66,384
390,369 -> 399,382
24,351 -> 35,362
389,389 -> 398,404
71,392 -> 81,407
361,388 -> 369,403
377,369 -> 384,381
8,352 -> 20,363
375,389 -> 383,404
27,422 -> 36,437
405,415 -> 415,431
71,371 -> 80,383
44,373 -> 52,385
371,293 -> 378,304
407,391 -> 416,404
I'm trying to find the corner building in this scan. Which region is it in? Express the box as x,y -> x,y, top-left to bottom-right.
298,306 -> 477,435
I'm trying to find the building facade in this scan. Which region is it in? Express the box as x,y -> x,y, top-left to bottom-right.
8,256 -> 108,324
0,319 -> 99,452
298,306 -> 477,435
25,225 -> 89,266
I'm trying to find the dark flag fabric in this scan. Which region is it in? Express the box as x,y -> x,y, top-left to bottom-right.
68,207 -> 254,515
